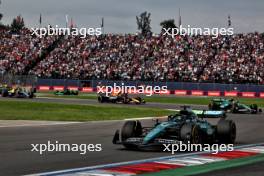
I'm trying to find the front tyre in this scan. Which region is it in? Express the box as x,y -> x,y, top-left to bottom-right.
2,89 -> 8,97
250,104 -> 258,114
121,121 -> 142,149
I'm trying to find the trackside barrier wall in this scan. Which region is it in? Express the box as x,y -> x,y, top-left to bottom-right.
37,79 -> 264,98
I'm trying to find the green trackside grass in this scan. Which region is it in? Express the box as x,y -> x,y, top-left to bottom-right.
0,100 -> 170,121
37,92 -> 264,108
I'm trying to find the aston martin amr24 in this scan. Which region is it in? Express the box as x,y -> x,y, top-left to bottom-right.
113,107 -> 236,151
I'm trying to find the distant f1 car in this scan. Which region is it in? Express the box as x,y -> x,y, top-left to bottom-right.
98,93 -> 145,104
113,107 -> 236,150
209,98 -> 262,114
0,85 -> 10,95
1,86 -> 34,98
54,89 -> 79,96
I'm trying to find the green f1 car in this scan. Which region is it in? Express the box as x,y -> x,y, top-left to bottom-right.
113,106 -> 236,150
54,89 -> 79,96
209,98 -> 262,114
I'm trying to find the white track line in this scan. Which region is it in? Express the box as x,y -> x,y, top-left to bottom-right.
124,116 -> 167,120
0,121 -> 83,128
0,116 -> 167,128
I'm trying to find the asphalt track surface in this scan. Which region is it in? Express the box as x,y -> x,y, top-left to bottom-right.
0,97 -> 263,176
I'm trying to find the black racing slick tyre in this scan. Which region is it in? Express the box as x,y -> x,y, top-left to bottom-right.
121,121 -> 142,149
208,103 -> 213,110
98,95 -> 104,103
250,104 -> 258,114
231,104 -> 239,113
136,97 -> 146,104
180,124 -> 202,144
28,92 -> 34,98
121,121 -> 142,141
2,89 -> 8,97
217,120 -> 236,144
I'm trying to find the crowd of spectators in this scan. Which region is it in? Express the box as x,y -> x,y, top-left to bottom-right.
1,27 -> 263,84
0,28 -> 57,75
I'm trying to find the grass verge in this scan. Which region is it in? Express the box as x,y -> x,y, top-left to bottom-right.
0,100 -> 169,121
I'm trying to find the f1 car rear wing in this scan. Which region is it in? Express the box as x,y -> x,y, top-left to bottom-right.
172,108 -> 226,118
192,110 -> 226,118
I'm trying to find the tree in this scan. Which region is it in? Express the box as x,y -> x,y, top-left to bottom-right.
160,19 -> 177,32
136,11 -> 151,36
11,15 -> 25,33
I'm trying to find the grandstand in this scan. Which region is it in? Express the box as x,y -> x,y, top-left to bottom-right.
0,27 -> 263,84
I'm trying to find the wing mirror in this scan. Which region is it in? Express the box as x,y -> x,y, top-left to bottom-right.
152,118 -> 160,126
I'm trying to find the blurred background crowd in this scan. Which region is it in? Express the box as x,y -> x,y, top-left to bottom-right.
0,28 -> 263,84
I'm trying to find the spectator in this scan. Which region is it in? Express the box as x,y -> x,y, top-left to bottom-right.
1,28 -> 263,84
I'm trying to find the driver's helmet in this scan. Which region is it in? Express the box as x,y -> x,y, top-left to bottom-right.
230,99 -> 238,104
168,114 -> 183,121
180,110 -> 191,116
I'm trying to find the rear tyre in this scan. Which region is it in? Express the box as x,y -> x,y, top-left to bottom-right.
73,91 -> 79,95
98,95 -> 104,103
217,120 -> 236,144
122,97 -> 129,104
2,89 -> 8,97
28,92 -> 34,98
231,104 -> 238,113
250,104 -> 258,114
121,121 -> 142,149
208,103 -> 213,110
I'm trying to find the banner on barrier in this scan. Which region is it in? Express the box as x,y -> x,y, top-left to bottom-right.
159,90 -> 170,95
224,91 -> 238,97
174,90 -> 187,96
82,87 -> 93,92
38,86 -> 50,91
36,85 -> 263,98
241,92 -> 255,98
208,91 -> 220,96
67,86 -> 79,91
191,90 -> 204,96
53,86 -> 64,91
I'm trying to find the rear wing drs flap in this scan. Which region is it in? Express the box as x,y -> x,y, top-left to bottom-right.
192,110 -> 226,118
172,109 -> 226,118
